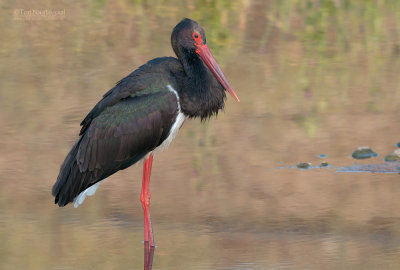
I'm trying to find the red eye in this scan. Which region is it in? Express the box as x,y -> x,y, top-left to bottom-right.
192,32 -> 202,45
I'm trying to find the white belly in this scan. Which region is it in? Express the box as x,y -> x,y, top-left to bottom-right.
156,84 -> 185,151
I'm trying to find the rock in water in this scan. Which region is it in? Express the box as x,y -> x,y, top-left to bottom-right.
384,149 -> 400,162
297,162 -> 311,169
352,146 -> 378,159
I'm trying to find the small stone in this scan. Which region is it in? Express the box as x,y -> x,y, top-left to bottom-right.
396,142 -> 400,148
384,149 -> 400,162
352,146 -> 378,159
320,162 -> 329,167
297,162 -> 311,169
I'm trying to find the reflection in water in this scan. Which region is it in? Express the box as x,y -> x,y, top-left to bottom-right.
2,0 -> 400,269
144,242 -> 155,270
337,161 -> 400,173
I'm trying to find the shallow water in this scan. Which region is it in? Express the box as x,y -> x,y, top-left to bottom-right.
1,1 -> 400,269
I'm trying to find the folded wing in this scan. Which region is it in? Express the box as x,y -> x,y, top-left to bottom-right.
52,90 -> 179,206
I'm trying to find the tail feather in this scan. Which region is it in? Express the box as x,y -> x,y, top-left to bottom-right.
73,179 -> 105,208
52,139 -> 89,206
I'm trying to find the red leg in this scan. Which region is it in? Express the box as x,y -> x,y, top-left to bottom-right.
140,153 -> 154,246
144,241 -> 155,270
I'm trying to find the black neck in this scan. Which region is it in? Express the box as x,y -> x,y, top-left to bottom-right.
175,50 -> 226,120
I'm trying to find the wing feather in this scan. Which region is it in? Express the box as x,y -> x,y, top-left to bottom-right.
79,57 -> 180,135
53,57 -> 183,206
53,90 -> 179,206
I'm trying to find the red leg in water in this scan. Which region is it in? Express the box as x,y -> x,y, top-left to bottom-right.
140,153 -> 154,246
144,241 -> 155,270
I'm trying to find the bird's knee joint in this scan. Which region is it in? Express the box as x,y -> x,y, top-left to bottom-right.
140,194 -> 150,207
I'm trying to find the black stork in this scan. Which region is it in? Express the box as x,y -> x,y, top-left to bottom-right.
52,18 -> 239,247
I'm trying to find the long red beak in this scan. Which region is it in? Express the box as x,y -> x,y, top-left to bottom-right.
195,44 -> 240,102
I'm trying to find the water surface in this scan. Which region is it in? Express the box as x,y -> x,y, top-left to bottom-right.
1,0 -> 400,269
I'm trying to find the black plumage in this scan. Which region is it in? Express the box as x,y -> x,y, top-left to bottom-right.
53,59 -> 181,206
52,18 -> 238,207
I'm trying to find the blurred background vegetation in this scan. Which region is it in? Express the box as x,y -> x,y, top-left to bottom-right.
1,0 -> 400,269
